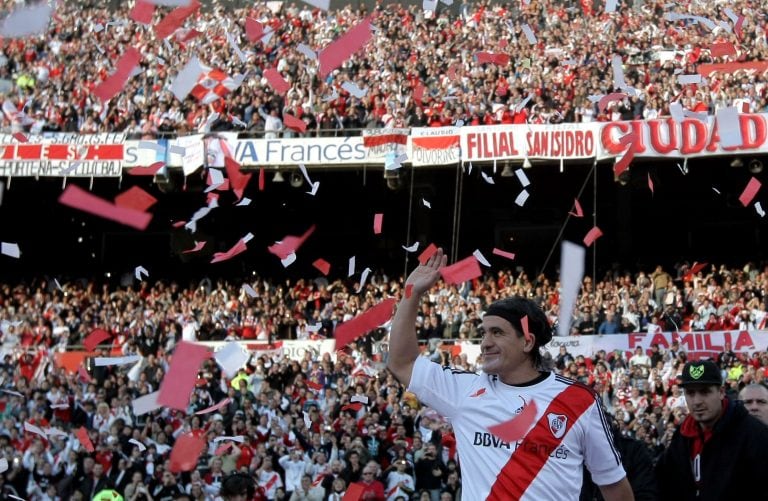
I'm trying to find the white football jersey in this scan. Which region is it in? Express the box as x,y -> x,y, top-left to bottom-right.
408,356 -> 625,500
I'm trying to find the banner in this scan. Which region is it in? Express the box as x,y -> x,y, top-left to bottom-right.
600,114 -> 768,158
0,133 -> 126,177
4,114 -> 768,175
195,339 -> 336,362
461,122 -> 601,162
409,127 -> 461,166
224,135 -> 374,166
362,128 -> 409,160
450,331 -> 768,365
542,330 -> 768,361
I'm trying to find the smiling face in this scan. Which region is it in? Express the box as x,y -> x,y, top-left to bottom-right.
479,315 -> 535,381
683,384 -> 725,430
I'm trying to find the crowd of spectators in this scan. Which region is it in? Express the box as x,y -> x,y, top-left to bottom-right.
2,0 -> 768,137
0,259 -> 766,500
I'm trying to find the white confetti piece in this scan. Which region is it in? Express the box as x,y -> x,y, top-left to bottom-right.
213,435 -> 245,443
0,3 -> 52,38
515,169 -> 530,187
322,89 -> 339,102
351,395 -> 369,404
677,74 -> 702,85
422,198 -> 431,209
226,31 -> 248,64
481,171 -> 495,184
385,153 -> 408,171
756,202 -> 765,218
473,249 -> 491,267
281,252 -> 297,268
24,422 -> 47,438
348,256 -> 356,277
242,284 -> 257,297
93,355 -> 141,366
301,0 -> 330,10
402,242 -> 419,252
356,267 -> 372,293
297,43 -> 317,60
521,24 -> 537,44
132,391 -> 161,416
558,241 -> 585,337
515,189 -> 530,206
716,107 -> 743,148
1,242 -> 20,258
215,343 -> 250,378
128,438 -> 147,452
134,266 -> 149,281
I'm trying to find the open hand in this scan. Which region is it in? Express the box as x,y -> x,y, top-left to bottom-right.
405,248 -> 447,297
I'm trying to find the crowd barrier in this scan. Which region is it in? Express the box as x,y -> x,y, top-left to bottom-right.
1,114 -> 767,177
51,331 -> 768,374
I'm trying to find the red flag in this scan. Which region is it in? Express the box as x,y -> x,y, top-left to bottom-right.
169,432 -> 206,472
76,427 -> 94,452
283,113 -> 307,133
83,329 -> 111,352
418,243 -> 438,265
739,177 -> 761,207
583,226 -> 603,247
130,0 -> 154,24
569,198 -> 584,217
334,298 -> 396,347
313,258 -> 331,276
440,256 -> 482,285
268,225 -> 316,260
154,0 -> 201,39
114,186 -> 157,212
245,17 -> 263,43
318,16 -> 374,78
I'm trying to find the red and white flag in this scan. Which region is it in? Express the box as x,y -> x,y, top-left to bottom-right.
190,68 -> 244,105
362,128 -> 409,159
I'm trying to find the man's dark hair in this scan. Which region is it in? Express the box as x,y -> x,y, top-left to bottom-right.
220,473 -> 255,499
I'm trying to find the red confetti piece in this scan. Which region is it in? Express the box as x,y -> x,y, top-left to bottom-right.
487,400 -> 538,443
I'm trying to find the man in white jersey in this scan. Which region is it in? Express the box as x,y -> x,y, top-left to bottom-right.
388,248 -> 633,501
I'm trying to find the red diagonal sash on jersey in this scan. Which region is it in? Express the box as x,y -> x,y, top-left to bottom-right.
487,384 -> 596,500
264,472 -> 279,491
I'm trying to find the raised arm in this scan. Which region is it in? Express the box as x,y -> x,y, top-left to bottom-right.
387,248 -> 447,387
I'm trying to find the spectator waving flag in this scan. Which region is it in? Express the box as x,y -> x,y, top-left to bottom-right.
190,67 -> 245,105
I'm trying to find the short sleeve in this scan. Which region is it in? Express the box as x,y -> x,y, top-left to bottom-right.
583,402 -> 627,486
407,356 -> 479,420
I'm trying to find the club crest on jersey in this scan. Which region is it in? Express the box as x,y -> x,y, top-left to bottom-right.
547,413 -> 567,439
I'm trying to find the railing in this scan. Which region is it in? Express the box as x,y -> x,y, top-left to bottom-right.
143,128 -> 372,141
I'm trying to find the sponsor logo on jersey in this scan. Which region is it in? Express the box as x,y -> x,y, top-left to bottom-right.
471,432 -> 569,459
547,413 -> 567,439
